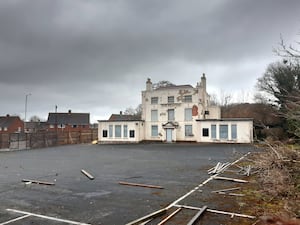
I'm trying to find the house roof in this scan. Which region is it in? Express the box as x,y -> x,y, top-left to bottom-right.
196,118 -> 253,122
155,84 -> 193,90
108,114 -> 142,121
47,113 -> 90,125
0,116 -> 22,128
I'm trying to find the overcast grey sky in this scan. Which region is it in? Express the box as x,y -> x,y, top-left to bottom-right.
0,0 -> 299,122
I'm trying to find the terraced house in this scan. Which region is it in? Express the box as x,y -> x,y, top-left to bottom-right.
98,74 -> 253,143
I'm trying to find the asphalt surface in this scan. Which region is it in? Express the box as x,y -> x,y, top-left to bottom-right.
0,143 -> 257,225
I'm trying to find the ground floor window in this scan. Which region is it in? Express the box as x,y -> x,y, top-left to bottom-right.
102,130 -> 108,137
219,125 -> 228,139
211,125 -> 216,139
151,125 -> 158,136
109,125 -> 113,138
123,125 -> 128,138
231,124 -> 237,139
202,128 -> 209,137
185,125 -> 193,136
115,125 -> 121,138
129,130 -> 135,138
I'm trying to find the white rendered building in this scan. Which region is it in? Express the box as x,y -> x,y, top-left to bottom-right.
98,74 -> 253,143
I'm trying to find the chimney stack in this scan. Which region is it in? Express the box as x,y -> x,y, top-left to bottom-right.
146,78 -> 152,91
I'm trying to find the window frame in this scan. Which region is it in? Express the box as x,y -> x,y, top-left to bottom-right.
185,125 -> 193,137
151,125 -> 158,137
151,97 -> 158,104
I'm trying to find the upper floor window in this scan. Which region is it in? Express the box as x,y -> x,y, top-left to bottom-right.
168,109 -> 175,121
151,97 -> 158,104
183,95 -> 192,102
151,110 -> 158,121
168,96 -> 174,103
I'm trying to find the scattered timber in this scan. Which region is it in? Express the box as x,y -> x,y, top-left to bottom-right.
22,179 -> 55,186
125,208 -> 167,225
211,187 -> 241,193
81,169 -> 95,180
118,181 -> 164,189
157,208 -> 182,225
187,206 -> 207,225
214,176 -> 248,183
208,162 -> 230,174
174,204 -> 255,219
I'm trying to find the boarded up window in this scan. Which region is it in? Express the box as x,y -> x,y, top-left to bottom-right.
211,125 -> 216,139
151,97 -> 158,104
168,96 -> 174,103
151,110 -> 158,121
231,124 -> 237,139
184,108 -> 192,121
151,125 -> 158,136
202,128 -> 209,137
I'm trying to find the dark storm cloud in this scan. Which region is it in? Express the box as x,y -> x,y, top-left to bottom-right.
0,0 -> 299,121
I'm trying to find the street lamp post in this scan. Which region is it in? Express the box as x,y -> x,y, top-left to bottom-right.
24,93 -> 31,132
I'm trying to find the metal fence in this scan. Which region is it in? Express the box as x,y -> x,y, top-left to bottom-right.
0,129 -> 98,151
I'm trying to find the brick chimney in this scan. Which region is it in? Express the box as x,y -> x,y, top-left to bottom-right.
146,78 -> 152,91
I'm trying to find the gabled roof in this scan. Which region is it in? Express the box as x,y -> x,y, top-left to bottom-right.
0,116 -> 22,128
47,113 -> 90,125
108,114 -> 142,121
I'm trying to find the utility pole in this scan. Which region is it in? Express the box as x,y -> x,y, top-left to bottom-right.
24,93 -> 31,132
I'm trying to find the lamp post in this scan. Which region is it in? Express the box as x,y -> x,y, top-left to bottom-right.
24,93 -> 31,132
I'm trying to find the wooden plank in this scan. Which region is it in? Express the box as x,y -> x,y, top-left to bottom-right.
22,179 -> 55,186
186,206 -> 207,225
81,169 -> 95,180
118,181 -> 164,189
211,187 -> 241,193
125,208 -> 167,225
214,176 -> 248,183
216,192 -> 245,197
173,205 -> 255,219
157,208 -> 182,225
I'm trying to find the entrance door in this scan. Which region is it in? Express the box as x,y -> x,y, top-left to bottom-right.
166,129 -> 172,142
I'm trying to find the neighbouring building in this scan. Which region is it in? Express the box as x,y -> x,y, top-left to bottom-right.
0,115 -> 24,134
98,74 -> 253,143
47,110 -> 90,132
98,113 -> 144,143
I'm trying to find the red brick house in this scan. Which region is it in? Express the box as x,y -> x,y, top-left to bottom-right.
0,115 -> 24,133
47,110 -> 90,132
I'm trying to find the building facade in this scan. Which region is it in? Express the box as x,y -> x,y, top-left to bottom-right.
0,115 -> 24,134
47,110 -> 90,132
98,74 -> 253,143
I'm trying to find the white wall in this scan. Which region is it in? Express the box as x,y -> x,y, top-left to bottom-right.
98,121 -> 144,143
197,120 -> 253,143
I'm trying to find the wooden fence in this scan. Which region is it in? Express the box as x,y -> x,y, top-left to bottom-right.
0,129 -> 98,150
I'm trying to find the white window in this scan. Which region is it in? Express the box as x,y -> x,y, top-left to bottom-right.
168,109 -> 175,121
185,125 -> 193,136
231,124 -> 237,140
151,125 -> 158,136
151,97 -> 158,104
168,96 -> 174,103
219,125 -> 228,139
123,125 -> 128,138
49,124 -> 55,128
183,95 -> 192,102
109,125 -> 113,138
151,110 -> 158,121
211,125 -> 216,139
115,125 -> 121,138
4,127 -> 7,131
184,108 -> 192,121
